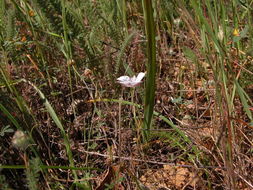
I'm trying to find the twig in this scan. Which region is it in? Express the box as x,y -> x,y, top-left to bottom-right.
234,171 -> 253,189
83,151 -> 225,169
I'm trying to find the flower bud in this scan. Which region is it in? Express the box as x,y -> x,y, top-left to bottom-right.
12,130 -> 30,150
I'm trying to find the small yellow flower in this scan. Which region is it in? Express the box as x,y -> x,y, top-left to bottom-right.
29,10 -> 35,17
67,59 -> 75,66
180,66 -> 186,70
233,28 -> 240,37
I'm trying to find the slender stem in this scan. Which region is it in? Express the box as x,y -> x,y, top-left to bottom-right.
131,88 -> 136,118
122,0 -> 128,34
142,0 -> 156,141
118,89 -> 123,161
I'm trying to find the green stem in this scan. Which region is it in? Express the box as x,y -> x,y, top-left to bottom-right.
131,88 -> 136,118
142,0 -> 156,141
122,0 -> 128,34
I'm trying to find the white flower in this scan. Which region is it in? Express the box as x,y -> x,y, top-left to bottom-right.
117,72 -> 146,87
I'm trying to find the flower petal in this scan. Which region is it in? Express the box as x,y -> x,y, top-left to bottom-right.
117,72 -> 145,87
117,76 -> 130,82
135,72 -> 146,82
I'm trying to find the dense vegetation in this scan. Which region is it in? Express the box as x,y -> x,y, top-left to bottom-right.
0,0 -> 252,189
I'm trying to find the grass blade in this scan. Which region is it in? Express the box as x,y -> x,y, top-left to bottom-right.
0,103 -> 22,130
235,81 -> 253,121
142,0 -> 156,140
22,79 -> 78,180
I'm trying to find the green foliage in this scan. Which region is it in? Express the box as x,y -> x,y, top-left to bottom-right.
150,131 -> 187,150
32,0 -> 62,31
97,1 -> 124,46
31,0 -> 75,37
0,0 -> 5,15
158,0 -> 177,35
235,81 -> 253,121
0,103 -> 22,130
24,79 -> 78,180
116,31 -> 136,73
0,0 -> 5,27
240,63 -> 253,88
149,130 -> 200,164
0,175 -> 10,190
6,7 -> 16,40
0,1 -> 16,41
26,157 -> 42,190
0,125 -> 14,137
